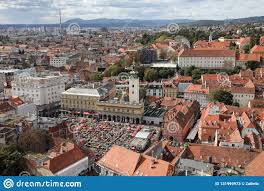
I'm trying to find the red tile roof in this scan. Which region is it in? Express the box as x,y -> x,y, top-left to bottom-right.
237,54 -> 261,62
97,145 -> 173,176
46,144 -> 86,174
239,37 -> 251,46
187,144 -> 259,168
194,40 -> 230,49
245,152 -> 264,176
179,49 -> 236,57
9,96 -> 24,107
97,145 -> 140,176
185,84 -> 209,94
251,45 -> 264,53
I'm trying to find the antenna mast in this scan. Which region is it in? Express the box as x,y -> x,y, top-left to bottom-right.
59,9 -> 62,37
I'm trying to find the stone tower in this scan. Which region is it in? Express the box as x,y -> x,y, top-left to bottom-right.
129,60 -> 139,103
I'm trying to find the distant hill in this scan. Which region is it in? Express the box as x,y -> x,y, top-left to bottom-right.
1,16 -> 264,28
231,16 -> 264,24
63,18 -> 194,28
63,16 -> 264,28
189,16 -> 264,26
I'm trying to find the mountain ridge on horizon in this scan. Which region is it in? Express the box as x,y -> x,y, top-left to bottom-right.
63,16 -> 264,27
1,16 -> 264,27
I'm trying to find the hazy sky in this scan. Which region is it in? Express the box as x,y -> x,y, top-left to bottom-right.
0,0 -> 262,24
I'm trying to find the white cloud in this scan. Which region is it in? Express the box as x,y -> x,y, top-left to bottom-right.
0,0 -> 263,24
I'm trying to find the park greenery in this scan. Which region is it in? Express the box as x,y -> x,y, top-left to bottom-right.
0,145 -> 26,176
18,129 -> 54,154
90,72 -> 103,82
208,90 -> 234,105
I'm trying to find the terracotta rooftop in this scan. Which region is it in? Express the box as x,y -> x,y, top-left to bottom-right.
249,99 -> 264,109
185,84 -> 209,94
45,143 -> 86,174
9,96 -> 24,107
245,152 -> 264,176
251,45 -> 264,53
97,145 -> 140,176
186,144 -> 259,168
239,37 -> 251,46
237,54 -> 260,62
97,145 -> 173,176
194,40 -> 230,49
179,49 -> 236,57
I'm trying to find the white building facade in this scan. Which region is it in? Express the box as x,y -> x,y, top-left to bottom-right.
129,72 -> 140,103
11,74 -> 65,106
146,82 -> 163,97
50,57 -> 68,68
178,49 -> 236,69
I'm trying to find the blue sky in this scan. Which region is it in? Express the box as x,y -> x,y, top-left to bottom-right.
0,0 -> 262,24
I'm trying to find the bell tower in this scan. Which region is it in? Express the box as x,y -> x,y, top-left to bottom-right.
129,59 -> 139,103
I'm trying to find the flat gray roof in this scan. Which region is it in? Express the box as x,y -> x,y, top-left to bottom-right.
62,88 -> 100,97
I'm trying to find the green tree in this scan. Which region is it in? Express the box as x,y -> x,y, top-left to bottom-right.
119,59 -> 127,67
90,72 -> 103,82
104,64 -> 124,77
208,90 -> 233,105
159,49 -> 168,60
192,69 -> 203,81
246,61 -> 259,70
144,68 -> 158,82
184,66 -> 196,76
138,33 -> 155,45
155,34 -> 168,42
0,145 -> 26,176
243,44 -> 250,54
18,129 -> 54,154
158,68 -> 174,79
135,66 -> 145,80
232,66 -> 242,74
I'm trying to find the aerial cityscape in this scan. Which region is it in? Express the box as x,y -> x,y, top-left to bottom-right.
2,0 -> 264,177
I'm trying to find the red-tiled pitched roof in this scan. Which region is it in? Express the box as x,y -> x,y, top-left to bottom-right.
185,84 -> 209,94
47,145 -> 86,174
179,49 -> 236,57
187,144 -> 259,168
97,145 -> 141,176
9,96 -> 24,107
97,145 -> 173,176
251,45 -> 264,53
237,54 -> 261,62
245,152 -> 264,176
